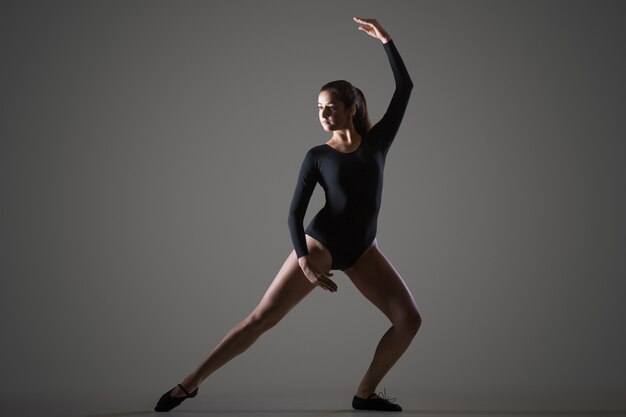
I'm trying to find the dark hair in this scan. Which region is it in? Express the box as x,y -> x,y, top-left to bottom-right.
320,80 -> 372,137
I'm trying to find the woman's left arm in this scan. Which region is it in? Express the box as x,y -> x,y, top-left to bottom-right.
354,17 -> 414,154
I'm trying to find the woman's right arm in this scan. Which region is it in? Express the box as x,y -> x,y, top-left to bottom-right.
287,149 -> 337,292
287,148 -> 319,260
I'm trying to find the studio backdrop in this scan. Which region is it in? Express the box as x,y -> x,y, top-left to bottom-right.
1,1 -> 625,416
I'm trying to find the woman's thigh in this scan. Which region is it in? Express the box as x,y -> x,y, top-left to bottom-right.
344,243 -> 420,327
253,240 -> 331,325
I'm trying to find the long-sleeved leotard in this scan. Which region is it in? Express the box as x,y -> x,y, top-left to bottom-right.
287,38 -> 413,271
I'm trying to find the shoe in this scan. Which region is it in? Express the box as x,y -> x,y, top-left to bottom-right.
154,383 -> 199,412
352,388 -> 402,411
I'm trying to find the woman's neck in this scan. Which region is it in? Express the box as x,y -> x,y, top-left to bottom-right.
330,127 -> 361,145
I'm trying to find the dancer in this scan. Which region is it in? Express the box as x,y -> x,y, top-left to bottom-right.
155,16 -> 420,413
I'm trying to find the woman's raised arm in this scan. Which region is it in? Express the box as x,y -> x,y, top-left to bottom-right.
353,17 -> 414,154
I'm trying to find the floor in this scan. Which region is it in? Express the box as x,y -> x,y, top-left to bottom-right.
80,410 -> 626,417
3,396 -> 625,417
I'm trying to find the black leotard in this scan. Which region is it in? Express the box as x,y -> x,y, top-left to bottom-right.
288,39 -> 413,271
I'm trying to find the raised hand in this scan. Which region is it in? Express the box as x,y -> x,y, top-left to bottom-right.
353,17 -> 391,43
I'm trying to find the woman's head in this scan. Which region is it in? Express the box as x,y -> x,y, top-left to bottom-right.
318,80 -> 371,137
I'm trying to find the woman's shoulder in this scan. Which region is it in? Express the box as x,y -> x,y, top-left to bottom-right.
299,144 -> 332,169
298,145 -> 324,165
304,144 -> 328,156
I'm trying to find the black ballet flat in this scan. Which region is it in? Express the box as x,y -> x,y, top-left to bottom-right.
352,389 -> 402,412
154,383 -> 199,412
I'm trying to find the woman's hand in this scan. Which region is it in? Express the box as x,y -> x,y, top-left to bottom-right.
353,17 -> 391,43
298,256 -> 337,293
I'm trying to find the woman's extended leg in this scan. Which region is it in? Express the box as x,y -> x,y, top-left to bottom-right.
343,242 -> 422,399
168,241 -> 330,398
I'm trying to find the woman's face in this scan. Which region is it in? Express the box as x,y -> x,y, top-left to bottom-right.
318,90 -> 354,131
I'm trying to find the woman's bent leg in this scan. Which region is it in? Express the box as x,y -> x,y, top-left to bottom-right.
343,243 -> 422,400
170,249 -> 320,397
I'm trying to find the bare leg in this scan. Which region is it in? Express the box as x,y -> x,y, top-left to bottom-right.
343,242 -> 422,399
168,243 -> 329,398
352,324 -> 417,398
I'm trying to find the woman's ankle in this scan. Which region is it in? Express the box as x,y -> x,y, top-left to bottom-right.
180,377 -> 199,392
355,390 -> 375,399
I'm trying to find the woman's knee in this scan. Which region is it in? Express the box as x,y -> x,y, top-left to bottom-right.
246,307 -> 283,333
393,307 -> 422,335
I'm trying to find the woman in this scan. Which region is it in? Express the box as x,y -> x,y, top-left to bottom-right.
155,17 -> 420,413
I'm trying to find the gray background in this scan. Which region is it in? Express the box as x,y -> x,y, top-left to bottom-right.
1,0 -> 625,416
